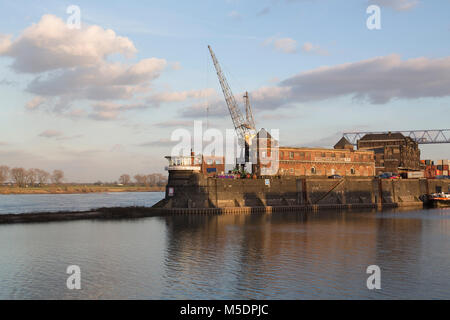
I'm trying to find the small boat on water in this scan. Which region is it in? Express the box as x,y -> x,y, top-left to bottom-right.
422,193 -> 450,208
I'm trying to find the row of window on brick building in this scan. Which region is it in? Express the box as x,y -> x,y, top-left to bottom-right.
278,150 -> 373,162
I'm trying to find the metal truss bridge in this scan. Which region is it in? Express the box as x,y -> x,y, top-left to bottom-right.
343,129 -> 450,145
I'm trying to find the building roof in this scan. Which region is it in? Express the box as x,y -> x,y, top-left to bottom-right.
334,137 -> 353,149
278,146 -> 373,153
255,128 -> 274,139
359,132 -> 405,141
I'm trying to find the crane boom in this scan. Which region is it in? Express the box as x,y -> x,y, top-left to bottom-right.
208,45 -> 251,143
244,91 -> 256,130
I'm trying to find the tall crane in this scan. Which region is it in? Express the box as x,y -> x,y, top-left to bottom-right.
208,46 -> 256,145
208,45 -> 257,171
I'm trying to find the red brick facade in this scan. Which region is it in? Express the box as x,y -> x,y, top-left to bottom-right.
277,147 -> 375,177
252,129 -> 375,177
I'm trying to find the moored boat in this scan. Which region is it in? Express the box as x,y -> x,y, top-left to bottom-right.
422,193 -> 450,208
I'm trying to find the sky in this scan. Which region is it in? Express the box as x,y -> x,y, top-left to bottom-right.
0,0 -> 449,182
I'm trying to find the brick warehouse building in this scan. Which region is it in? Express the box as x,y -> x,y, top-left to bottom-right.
253,129 -> 375,177
356,132 -> 421,175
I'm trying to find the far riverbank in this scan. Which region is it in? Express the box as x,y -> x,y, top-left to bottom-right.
0,185 -> 165,195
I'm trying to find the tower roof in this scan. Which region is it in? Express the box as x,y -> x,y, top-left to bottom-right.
334,137 -> 353,149
256,128 -> 273,139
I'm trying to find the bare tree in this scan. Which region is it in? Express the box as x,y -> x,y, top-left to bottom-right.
0,165 -> 9,184
155,173 -> 168,186
134,174 -> 146,186
119,174 -> 131,185
25,169 -> 39,187
132,173 -> 168,187
51,170 -> 64,184
36,169 -> 50,185
11,167 -> 27,187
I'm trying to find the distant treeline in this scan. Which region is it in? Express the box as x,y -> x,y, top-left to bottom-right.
0,165 -> 167,188
0,165 -> 64,187
118,173 -> 167,187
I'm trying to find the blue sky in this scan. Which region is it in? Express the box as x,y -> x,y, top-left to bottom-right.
0,0 -> 449,182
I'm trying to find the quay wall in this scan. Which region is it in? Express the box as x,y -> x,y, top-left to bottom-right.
162,173 -> 450,209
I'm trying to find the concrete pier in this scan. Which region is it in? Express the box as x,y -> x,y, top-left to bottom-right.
161,173 -> 450,210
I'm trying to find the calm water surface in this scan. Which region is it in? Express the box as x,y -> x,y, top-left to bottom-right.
0,192 -> 164,214
0,193 -> 449,299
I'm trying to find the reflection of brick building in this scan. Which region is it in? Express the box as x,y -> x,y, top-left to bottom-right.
357,133 -> 420,174
253,129 -> 375,177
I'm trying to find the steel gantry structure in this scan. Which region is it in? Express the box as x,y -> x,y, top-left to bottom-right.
343,129 -> 450,145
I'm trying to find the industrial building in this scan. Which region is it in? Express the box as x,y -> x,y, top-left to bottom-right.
165,152 -> 225,177
253,129 -> 375,177
356,132 -> 421,174
277,147 -> 375,177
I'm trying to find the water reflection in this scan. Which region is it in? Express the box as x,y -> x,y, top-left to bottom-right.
0,208 -> 449,299
160,209 -> 450,299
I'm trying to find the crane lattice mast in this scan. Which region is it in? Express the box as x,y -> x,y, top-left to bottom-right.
244,91 -> 256,131
208,45 -> 255,144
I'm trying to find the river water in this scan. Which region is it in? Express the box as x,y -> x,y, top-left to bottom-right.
0,192 -> 164,214
0,193 -> 449,299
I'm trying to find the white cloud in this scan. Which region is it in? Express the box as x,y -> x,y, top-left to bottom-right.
180,100 -> 228,118
301,42 -> 329,56
25,96 -> 47,110
181,54 -> 450,118
180,86 -> 291,119
228,11 -> 242,21
154,120 -> 194,128
38,130 -> 63,138
369,0 -> 419,11
281,54 -> 450,104
138,138 -> 178,147
89,101 -> 148,120
263,37 -> 298,54
0,14 -> 168,121
0,14 -> 136,73
27,58 -> 166,101
147,88 -> 216,106
0,34 -> 11,53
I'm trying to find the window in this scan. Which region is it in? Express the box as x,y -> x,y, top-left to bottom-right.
351,168 -> 355,175
280,151 -> 284,158
289,152 -> 294,159
290,168 -> 294,174
311,167 -> 316,174
262,151 -> 267,158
